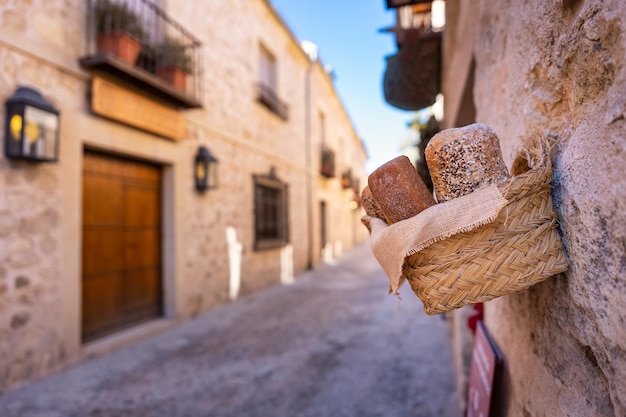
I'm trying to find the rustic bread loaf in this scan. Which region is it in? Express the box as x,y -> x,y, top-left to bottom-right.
361,185 -> 388,223
368,155 -> 436,224
425,123 -> 510,202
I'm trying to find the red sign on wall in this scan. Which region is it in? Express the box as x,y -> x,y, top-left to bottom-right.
466,321 -> 504,417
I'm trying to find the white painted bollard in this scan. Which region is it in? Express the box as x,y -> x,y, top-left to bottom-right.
226,227 -> 243,300
280,244 -> 294,284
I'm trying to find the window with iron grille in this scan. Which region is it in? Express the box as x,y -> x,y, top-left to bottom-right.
254,175 -> 288,250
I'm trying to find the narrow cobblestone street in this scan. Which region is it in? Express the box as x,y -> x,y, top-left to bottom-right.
0,245 -> 459,417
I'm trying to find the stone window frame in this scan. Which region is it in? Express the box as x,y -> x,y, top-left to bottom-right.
257,43 -> 288,120
253,169 -> 289,251
259,43 -> 278,93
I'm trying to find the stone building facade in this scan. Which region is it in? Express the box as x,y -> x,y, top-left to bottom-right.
0,0 -> 368,391
439,0 -> 626,415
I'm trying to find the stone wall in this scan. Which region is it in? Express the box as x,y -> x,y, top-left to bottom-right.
0,159 -> 66,390
176,0 -> 314,312
462,0 -> 625,415
175,0 -> 368,313
0,0 -> 90,386
309,61 -> 368,260
0,0 -> 368,391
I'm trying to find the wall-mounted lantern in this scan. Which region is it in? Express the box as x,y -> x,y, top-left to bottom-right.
4,86 -> 60,162
194,145 -> 218,192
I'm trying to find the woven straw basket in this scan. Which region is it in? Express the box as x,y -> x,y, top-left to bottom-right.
403,135 -> 569,315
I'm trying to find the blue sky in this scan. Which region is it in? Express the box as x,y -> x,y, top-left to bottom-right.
269,0 -> 416,173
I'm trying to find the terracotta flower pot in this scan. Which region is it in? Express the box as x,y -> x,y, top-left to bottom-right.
97,32 -> 141,65
156,66 -> 187,91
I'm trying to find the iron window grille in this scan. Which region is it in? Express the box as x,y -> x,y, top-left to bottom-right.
253,173 -> 289,250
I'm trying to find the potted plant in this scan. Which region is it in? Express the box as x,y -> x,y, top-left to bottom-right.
341,169 -> 353,189
94,0 -> 144,65
155,37 -> 193,91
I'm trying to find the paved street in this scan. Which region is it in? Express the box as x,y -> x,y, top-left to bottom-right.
0,244 -> 459,417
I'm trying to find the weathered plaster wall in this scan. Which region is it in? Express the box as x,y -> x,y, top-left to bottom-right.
471,0 -> 626,415
441,0 -> 478,129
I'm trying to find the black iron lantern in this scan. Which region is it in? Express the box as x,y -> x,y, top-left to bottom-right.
4,86 -> 60,162
194,145 -> 218,192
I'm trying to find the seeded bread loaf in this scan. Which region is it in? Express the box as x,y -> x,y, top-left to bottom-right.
368,155 -> 436,224
425,123 -> 510,202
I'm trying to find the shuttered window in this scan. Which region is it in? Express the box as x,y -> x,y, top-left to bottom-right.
257,43 -> 288,119
260,45 -> 277,92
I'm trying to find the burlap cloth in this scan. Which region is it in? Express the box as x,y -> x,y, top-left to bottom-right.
365,184 -> 508,294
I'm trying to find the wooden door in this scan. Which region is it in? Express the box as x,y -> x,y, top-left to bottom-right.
82,151 -> 162,342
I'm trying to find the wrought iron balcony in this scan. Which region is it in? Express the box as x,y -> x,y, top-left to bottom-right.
80,0 -> 203,109
320,147 -> 336,178
341,169 -> 354,189
381,1 -> 443,111
257,83 -> 289,120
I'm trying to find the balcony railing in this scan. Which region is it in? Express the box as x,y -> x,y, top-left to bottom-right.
257,83 -> 289,120
81,0 -> 203,108
386,0 -> 433,8
381,1 -> 443,111
341,169 -> 353,189
382,1 -> 444,49
320,147 -> 336,178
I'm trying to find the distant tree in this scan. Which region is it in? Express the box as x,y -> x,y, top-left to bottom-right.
412,115 -> 439,193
